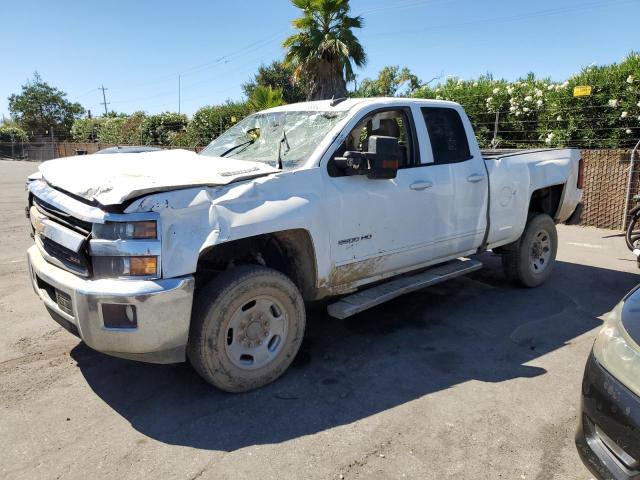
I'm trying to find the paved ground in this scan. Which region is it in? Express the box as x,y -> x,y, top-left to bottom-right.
1,159 -> 638,480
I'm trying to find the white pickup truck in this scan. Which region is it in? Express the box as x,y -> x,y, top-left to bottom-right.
26,98 -> 583,392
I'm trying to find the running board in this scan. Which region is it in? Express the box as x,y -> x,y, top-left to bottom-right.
326,258 -> 483,319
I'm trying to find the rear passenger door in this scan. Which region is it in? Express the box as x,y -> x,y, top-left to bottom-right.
419,106 -> 488,254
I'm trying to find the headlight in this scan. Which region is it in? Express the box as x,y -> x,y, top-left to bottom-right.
93,221 -> 157,240
93,256 -> 157,278
593,298 -> 640,398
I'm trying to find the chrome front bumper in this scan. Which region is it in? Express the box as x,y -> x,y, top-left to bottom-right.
27,245 -> 195,364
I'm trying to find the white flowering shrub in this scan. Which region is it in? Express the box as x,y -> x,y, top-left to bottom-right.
413,53 -> 640,148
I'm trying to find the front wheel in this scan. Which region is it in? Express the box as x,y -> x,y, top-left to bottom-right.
502,213 -> 558,288
187,265 -> 306,392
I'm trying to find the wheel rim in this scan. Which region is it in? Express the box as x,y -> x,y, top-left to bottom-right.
224,295 -> 289,370
530,229 -> 552,273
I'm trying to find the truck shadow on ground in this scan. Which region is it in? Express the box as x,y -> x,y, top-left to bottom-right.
70,252 -> 639,451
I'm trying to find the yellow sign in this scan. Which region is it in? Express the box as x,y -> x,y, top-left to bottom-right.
573,85 -> 592,97
231,116 -> 237,123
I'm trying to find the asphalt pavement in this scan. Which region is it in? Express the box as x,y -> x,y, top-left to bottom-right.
1,159 -> 636,479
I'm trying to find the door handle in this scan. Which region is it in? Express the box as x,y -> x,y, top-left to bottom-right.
467,174 -> 485,183
410,181 -> 433,190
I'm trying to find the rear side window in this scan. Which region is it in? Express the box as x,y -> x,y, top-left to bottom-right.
421,107 -> 472,164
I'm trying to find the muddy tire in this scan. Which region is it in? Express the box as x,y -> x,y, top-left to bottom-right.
187,265 -> 306,393
502,213 -> 557,288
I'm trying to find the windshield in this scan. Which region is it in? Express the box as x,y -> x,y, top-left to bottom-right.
199,110 -> 348,170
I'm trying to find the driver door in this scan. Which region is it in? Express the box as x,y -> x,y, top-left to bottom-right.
324,106 -> 440,288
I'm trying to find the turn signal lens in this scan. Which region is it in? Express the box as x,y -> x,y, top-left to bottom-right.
128,257 -> 157,276
92,256 -> 158,278
127,221 -> 157,239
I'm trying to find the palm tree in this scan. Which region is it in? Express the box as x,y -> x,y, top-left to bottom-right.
283,0 -> 366,101
248,85 -> 286,111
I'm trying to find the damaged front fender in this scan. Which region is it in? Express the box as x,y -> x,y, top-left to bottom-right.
125,170 -> 330,285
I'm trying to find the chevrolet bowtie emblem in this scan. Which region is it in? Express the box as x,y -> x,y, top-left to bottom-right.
29,206 -> 47,235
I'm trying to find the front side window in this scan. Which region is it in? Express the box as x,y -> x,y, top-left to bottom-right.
200,110 -> 347,170
421,107 -> 472,164
330,109 -> 414,175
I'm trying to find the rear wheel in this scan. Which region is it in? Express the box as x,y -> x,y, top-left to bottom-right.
502,213 -> 557,288
188,265 -> 306,392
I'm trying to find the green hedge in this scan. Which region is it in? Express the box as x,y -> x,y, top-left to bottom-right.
187,101 -> 252,146
71,103 -> 252,147
0,125 -> 28,142
412,53 -> 640,148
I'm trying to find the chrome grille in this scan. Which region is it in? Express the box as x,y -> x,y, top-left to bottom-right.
32,196 -> 92,235
31,195 -> 91,277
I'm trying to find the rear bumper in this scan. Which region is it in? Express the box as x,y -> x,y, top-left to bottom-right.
575,353 -> 640,480
27,245 -> 195,364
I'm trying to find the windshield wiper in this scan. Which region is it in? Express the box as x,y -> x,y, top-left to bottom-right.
277,128 -> 290,170
220,138 -> 255,158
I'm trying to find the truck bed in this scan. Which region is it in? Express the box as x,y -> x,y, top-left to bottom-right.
481,148 -> 570,160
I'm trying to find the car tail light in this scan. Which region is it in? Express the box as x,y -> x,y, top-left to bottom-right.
577,158 -> 585,189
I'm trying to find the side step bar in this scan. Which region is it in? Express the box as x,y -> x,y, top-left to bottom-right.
327,258 -> 482,319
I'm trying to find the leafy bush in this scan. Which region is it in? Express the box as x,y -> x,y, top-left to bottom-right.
187,102 -> 252,146
70,117 -> 105,142
96,117 -> 127,144
117,111 -> 146,144
141,112 -> 188,145
0,125 -> 28,142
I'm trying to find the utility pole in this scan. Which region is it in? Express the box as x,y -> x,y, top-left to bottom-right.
178,75 -> 181,114
50,127 -> 56,160
99,85 -> 109,116
491,111 -> 500,148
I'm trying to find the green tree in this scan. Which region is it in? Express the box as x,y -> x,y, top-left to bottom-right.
8,72 -> 84,139
283,0 -> 366,101
243,60 -> 308,104
354,66 -> 422,97
248,86 -> 286,111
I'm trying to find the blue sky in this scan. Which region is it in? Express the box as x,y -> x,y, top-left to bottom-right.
1,0 -> 638,119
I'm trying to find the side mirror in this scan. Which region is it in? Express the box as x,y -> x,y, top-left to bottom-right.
333,135 -> 401,179
366,135 -> 400,179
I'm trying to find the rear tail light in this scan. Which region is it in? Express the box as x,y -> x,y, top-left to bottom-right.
577,158 -> 585,189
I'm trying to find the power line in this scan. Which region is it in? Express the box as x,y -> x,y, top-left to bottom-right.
366,0 -> 633,38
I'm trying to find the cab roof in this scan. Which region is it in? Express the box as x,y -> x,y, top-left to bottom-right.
262,97 -> 461,114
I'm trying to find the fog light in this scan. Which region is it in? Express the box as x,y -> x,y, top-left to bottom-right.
102,304 -> 137,329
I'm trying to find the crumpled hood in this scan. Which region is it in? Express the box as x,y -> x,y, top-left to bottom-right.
38,148 -> 279,206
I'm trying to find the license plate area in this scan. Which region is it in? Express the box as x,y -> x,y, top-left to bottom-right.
36,276 -> 74,317
55,290 -> 73,316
